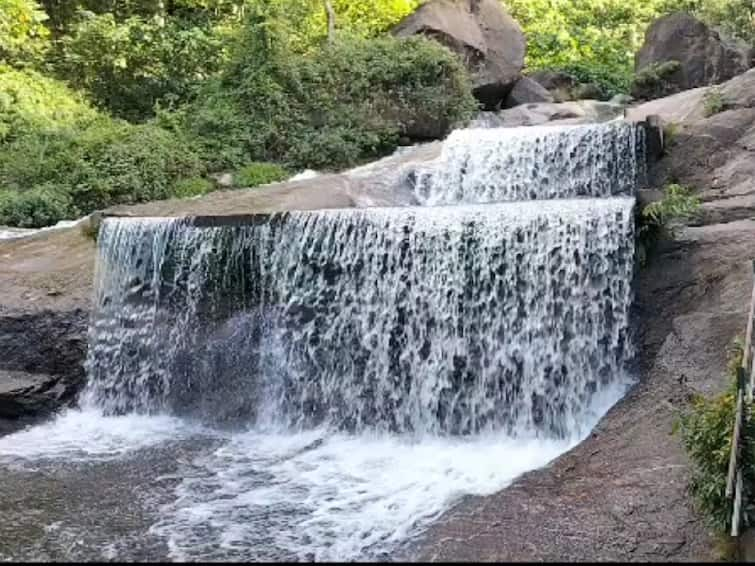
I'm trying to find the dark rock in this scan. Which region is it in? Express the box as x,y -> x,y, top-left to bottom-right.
635,12 -> 751,100
571,82 -> 605,100
0,310 -> 88,422
504,76 -> 554,107
393,0 -> 526,109
528,70 -> 578,102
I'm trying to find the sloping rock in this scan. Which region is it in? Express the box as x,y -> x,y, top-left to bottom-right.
635,12 -> 751,99
629,69 -> 755,226
504,76 -> 554,107
472,100 -> 624,128
393,0 -> 525,109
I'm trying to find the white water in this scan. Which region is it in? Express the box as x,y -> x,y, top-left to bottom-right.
0,380 -> 625,561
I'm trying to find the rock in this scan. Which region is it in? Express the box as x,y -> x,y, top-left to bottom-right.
212,172 -> 234,187
610,94 -> 634,106
471,100 -> 623,128
528,70 -> 578,102
0,310 -> 88,422
628,69 -> 755,229
393,0 -> 526,109
504,76 -> 554,107
571,82 -> 605,101
635,12 -> 751,99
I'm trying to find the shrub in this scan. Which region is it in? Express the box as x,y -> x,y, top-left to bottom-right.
703,87 -> 728,117
643,183 -> 701,237
174,177 -> 213,198
54,12 -> 229,121
183,25 -> 476,171
631,60 -> 682,99
0,68 -> 206,226
234,162 -> 289,188
0,0 -> 49,68
0,64 -> 99,141
0,185 -> 72,228
675,337 -> 755,532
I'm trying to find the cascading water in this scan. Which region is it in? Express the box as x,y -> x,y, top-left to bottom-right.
86,198 -> 634,438
0,122 -> 645,562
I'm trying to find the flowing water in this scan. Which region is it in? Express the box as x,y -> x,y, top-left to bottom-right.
0,123 -> 644,561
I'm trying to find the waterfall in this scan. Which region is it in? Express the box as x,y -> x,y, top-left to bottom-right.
2,122 -> 645,562
84,126 -> 641,441
411,122 -> 645,206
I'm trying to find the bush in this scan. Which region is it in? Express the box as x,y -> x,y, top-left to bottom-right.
0,185 -> 72,228
0,67 -> 206,227
174,177 -> 213,198
703,87 -> 728,117
0,64 -> 99,141
54,12 -> 229,121
234,162 -> 289,188
675,338 -> 755,532
643,183 -> 701,236
182,25 -> 476,171
0,0 -> 49,68
636,183 -> 701,266
631,60 -> 682,99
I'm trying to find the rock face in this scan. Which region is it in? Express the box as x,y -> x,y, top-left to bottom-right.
635,12 -> 751,99
631,69 -> 755,227
0,311 -> 88,423
529,70 -> 578,102
393,0 -> 526,109
504,76 -> 554,107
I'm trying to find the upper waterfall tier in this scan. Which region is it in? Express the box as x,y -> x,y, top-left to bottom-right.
411,122 -> 646,206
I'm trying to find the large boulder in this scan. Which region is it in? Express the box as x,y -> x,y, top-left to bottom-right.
393,0 -> 526,109
504,76 -> 553,107
634,12 -> 751,100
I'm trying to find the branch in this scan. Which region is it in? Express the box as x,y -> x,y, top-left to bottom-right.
323,0 -> 336,44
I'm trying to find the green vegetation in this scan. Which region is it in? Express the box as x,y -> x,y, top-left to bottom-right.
234,163 -> 289,188
0,1 -> 751,228
636,183 -> 701,266
0,65 -> 204,227
0,0 -> 49,68
703,87 -> 728,117
182,30 -> 476,171
505,0 -> 754,97
631,60 -> 681,99
675,337 -> 755,533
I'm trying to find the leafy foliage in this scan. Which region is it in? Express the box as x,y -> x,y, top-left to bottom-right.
0,0 -> 49,68
54,12 -> 230,120
173,177 -> 214,198
505,0 -> 754,96
0,67 -> 205,227
631,59 -> 681,99
643,183 -> 701,237
703,87 -> 728,117
675,338 -> 755,532
183,22 -> 476,171
234,162 -> 289,188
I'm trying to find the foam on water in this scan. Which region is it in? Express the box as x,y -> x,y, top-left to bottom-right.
151,380 -> 625,561
0,409 -> 208,464
412,123 -> 645,205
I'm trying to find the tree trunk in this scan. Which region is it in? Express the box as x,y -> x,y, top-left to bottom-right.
324,0 -> 336,44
